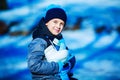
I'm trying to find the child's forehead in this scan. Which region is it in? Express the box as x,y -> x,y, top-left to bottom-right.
49,18 -> 64,23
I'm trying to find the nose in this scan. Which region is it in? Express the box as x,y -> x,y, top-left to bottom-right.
56,23 -> 61,29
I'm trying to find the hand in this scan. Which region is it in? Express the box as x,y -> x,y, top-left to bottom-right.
59,70 -> 69,80
62,62 -> 71,72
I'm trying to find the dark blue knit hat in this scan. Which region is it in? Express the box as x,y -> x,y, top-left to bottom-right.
45,8 -> 67,24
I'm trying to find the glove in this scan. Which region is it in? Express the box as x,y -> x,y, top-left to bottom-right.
59,70 -> 69,80
44,45 -> 69,63
59,62 -> 71,80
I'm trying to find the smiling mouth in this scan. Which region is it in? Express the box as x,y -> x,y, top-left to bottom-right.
54,29 -> 60,33
54,27 -> 60,32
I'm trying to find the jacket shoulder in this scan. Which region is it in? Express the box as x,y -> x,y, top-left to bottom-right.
28,38 -> 47,52
31,38 -> 47,45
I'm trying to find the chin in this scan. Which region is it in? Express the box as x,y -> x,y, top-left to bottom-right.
54,34 -> 58,36
53,33 -> 59,36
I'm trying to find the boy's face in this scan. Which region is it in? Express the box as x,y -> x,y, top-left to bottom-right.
45,18 -> 64,36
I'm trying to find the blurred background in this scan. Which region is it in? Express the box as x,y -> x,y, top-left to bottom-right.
0,0 -> 120,80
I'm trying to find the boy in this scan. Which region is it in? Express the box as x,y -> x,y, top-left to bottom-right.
28,7 -> 76,80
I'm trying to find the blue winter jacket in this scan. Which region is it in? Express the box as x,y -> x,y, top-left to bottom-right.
28,38 -> 61,80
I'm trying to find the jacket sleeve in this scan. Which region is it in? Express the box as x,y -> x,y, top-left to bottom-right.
27,38 -> 60,75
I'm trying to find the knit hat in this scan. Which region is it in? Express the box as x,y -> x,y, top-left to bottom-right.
44,8 -> 67,24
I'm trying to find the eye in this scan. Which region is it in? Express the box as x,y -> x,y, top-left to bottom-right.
60,22 -> 64,27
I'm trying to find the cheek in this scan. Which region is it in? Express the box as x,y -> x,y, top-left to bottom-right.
60,26 -> 64,30
48,26 -> 55,33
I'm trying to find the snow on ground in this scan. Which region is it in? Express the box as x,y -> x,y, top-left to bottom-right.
62,29 -> 120,80
62,28 -> 96,49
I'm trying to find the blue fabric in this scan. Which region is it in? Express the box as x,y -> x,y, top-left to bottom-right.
59,71 -> 69,80
59,61 -> 71,80
54,38 -> 66,51
54,44 -> 60,51
27,38 -> 61,80
58,61 -> 64,72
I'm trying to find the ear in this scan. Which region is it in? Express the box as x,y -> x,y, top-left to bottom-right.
45,23 -> 48,26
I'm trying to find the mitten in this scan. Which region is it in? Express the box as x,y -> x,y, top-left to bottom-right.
59,70 -> 69,80
59,62 -> 71,80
